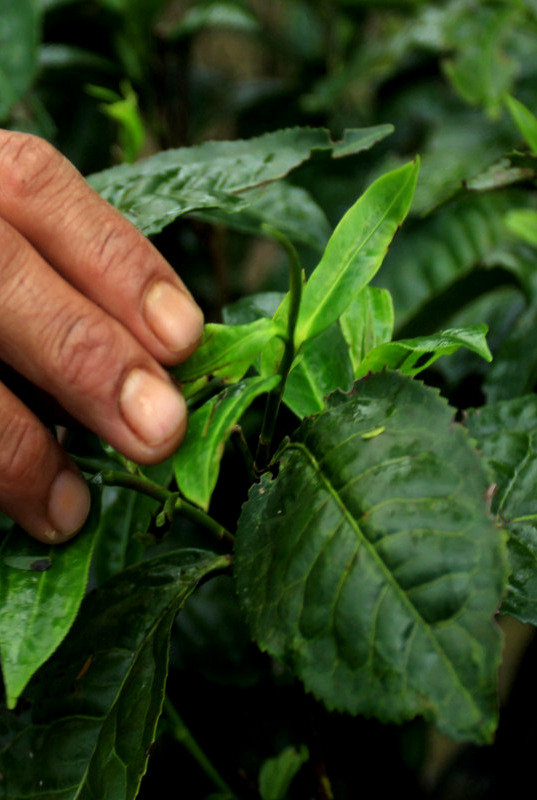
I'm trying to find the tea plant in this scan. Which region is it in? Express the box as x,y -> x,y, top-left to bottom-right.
0,123 -> 522,799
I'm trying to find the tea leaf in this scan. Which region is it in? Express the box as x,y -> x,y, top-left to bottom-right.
506,94 -> 537,155
283,323 -> 353,418
173,318 -> 280,391
88,126 -> 392,236
0,549 -> 227,800
294,159 -> 419,347
467,396 -> 537,624
235,372 -> 507,743
0,487 -> 101,709
174,376 -> 279,509
340,286 -> 394,374
354,324 -> 492,379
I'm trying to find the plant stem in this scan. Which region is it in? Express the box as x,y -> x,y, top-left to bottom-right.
74,457 -> 234,545
255,228 -> 303,470
164,698 -> 238,799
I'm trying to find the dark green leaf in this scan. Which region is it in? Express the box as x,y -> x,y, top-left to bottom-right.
0,487 -> 101,709
235,372 -> 507,743
196,182 -> 331,251
222,292 -> 284,326
379,192 -> 527,330
174,376 -> 279,509
467,397 -> 537,624
483,301 -> 537,403
87,126 -> 393,236
0,0 -> 41,122
0,549 -> 227,800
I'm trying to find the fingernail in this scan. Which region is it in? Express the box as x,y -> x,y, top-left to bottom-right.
119,368 -> 186,446
47,471 -> 91,539
144,281 -> 204,353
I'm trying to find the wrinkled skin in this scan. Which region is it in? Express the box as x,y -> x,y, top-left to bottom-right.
0,131 -> 204,544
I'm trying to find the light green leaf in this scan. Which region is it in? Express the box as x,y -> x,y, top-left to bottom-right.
0,549 -> 227,800
0,0 -> 41,122
235,372 -> 507,743
87,126 -> 393,236
294,159 -> 419,347
506,94 -> 537,155
173,318 -> 280,391
283,324 -> 353,418
467,396 -> 537,624
0,486 -> 101,709
174,376 -> 279,509
504,208 -> 537,247
354,324 -> 492,379
340,286 -> 394,374
259,745 -> 309,800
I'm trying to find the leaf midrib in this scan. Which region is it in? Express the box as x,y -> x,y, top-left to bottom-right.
285,439 -> 483,722
298,165 -> 415,345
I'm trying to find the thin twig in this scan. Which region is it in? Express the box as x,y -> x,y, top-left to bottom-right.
74,458 -> 234,545
164,698 -> 238,799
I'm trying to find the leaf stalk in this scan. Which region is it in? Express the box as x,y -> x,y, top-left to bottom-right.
74,458 -> 234,545
164,698 -> 238,800
255,228 -> 303,470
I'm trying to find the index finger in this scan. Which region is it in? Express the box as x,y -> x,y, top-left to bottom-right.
0,131 -> 204,367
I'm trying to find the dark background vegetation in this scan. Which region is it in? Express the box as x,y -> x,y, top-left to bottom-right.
4,1 -> 537,797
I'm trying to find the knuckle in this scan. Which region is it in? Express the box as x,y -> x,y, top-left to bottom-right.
0,132 -> 63,200
0,414 -> 48,486
49,311 -> 120,398
87,218 -> 150,287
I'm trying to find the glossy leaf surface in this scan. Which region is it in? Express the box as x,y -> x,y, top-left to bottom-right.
173,319 -> 280,390
294,160 -> 419,346
354,324 -> 492,379
0,549 -> 227,800
0,488 -> 101,709
174,376 -> 279,509
340,286 -> 394,374
235,372 -> 506,743
467,397 -> 537,624
283,324 -> 353,418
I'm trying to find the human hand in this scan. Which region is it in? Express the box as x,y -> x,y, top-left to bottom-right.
0,131 -> 204,545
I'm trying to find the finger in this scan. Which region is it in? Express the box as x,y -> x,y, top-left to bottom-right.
0,381 -> 90,544
0,217 -> 187,465
0,131 -> 204,366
